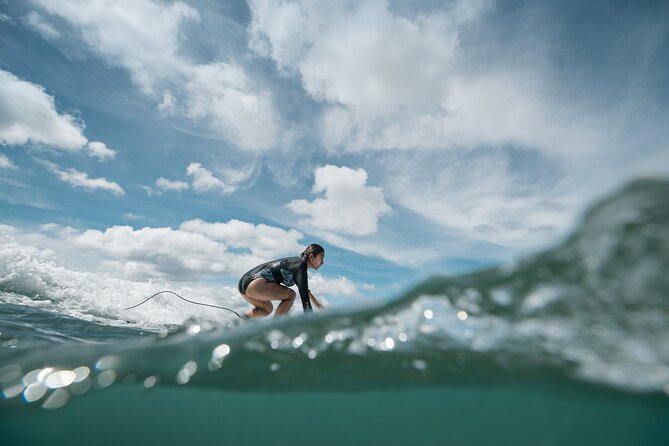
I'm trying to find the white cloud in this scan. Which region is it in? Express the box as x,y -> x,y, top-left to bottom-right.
40,160 -> 125,195
23,11 -> 61,40
156,177 -> 189,192
180,219 -> 304,259
0,69 -> 88,150
123,213 -> 143,221
379,149 -> 573,248
307,272 -> 363,299
186,162 -> 235,194
34,0 -> 279,151
0,154 -> 17,170
158,90 -> 177,116
287,165 -> 391,236
247,0 -> 607,156
87,141 -> 117,160
72,225 -> 242,278
54,219 -> 305,280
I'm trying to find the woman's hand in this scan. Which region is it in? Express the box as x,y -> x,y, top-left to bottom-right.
309,291 -> 325,310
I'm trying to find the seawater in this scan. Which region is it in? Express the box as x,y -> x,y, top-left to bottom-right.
1,179 -> 668,446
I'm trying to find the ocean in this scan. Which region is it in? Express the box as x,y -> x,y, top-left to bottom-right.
1,179 -> 668,445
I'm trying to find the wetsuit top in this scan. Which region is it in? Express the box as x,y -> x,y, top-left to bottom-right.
238,256 -> 312,312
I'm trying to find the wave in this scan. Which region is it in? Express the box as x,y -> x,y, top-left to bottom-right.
0,234 -> 245,329
1,178 -> 668,411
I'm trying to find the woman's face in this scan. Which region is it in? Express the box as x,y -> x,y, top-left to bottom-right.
308,252 -> 325,270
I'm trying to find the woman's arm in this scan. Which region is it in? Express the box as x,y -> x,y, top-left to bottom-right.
309,290 -> 325,310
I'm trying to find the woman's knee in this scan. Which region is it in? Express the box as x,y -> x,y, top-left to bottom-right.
284,288 -> 296,301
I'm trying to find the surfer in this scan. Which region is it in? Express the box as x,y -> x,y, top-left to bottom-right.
238,244 -> 326,318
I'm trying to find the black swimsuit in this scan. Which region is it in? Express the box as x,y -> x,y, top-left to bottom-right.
238,256 -> 312,312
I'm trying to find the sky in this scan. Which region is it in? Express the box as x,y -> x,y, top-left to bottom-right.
1,0 -> 668,306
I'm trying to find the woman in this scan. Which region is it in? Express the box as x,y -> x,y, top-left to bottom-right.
238,244 -> 326,318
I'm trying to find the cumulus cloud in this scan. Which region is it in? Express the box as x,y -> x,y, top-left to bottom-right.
34,0 -> 279,151
186,162 -> 235,194
287,165 -> 391,236
307,272 -> 365,299
180,219 -> 304,259
61,219 -> 304,280
86,141 -> 117,161
0,154 -> 17,170
72,225 -> 240,279
23,11 -> 60,40
40,160 -> 125,195
0,69 -> 88,150
156,177 -> 189,192
247,0 -> 609,155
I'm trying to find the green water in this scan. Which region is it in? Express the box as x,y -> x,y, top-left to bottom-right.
2,384 -> 667,446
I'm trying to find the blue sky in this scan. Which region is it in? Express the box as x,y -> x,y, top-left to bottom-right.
1,0 -> 668,305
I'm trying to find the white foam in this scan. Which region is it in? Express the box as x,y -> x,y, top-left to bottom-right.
0,234 -> 244,329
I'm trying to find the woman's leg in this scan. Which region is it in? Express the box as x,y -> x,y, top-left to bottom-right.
243,278 -> 296,317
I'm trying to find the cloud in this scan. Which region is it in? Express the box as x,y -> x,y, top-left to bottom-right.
0,69 -> 88,150
186,162 -> 235,194
123,213 -> 143,222
246,0 -> 610,156
34,0 -> 279,151
378,148 -> 573,248
86,141 -> 117,161
156,177 -> 189,192
180,219 -> 304,259
307,272 -> 365,299
0,13 -> 15,24
40,160 -> 125,195
23,11 -> 60,40
59,219 -> 305,280
287,165 -> 391,236
0,154 -> 17,170
71,225 -> 240,279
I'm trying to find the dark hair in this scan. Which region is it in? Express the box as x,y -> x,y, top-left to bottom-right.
300,244 -> 324,262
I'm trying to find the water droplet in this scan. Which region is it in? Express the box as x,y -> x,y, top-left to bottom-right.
72,366 -> 90,383
0,364 -> 21,384
23,382 -> 48,402
398,332 -> 408,342
424,309 -> 434,320
95,355 -> 119,370
144,376 -> 157,389
457,310 -> 468,321
96,370 -> 116,388
42,388 -> 69,410
292,335 -> 305,348
177,361 -> 197,384
45,370 -> 77,389
37,368 -> 55,383
212,344 -> 231,359
411,359 -> 428,370
384,337 -> 395,350
2,382 -> 25,399
70,378 -> 91,396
